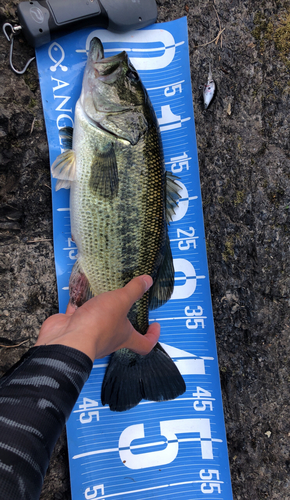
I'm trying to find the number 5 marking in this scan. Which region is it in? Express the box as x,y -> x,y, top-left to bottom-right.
164,83 -> 182,97
84,484 -> 104,499
119,418 -> 213,469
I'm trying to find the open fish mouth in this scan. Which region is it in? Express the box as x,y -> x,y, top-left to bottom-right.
88,37 -> 127,82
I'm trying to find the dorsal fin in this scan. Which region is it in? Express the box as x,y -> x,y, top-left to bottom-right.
149,234 -> 174,310
165,171 -> 181,223
59,126 -> 73,150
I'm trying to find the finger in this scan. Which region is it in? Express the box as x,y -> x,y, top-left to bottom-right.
122,275 -> 153,308
142,321 -> 160,351
122,321 -> 160,356
65,301 -> 77,315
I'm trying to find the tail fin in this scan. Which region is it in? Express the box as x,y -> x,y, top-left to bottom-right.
101,343 -> 186,412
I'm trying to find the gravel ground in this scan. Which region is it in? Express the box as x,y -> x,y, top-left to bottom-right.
1,1 -> 290,498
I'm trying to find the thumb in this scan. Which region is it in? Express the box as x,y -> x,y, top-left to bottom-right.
121,275 -> 153,309
119,320 -> 161,355
65,301 -> 77,315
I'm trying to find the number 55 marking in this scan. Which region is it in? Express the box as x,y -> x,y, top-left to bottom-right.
119,418 -> 215,469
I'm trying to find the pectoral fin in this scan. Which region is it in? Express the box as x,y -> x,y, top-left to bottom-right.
51,150 -> 76,182
149,234 -> 175,310
55,179 -> 71,191
89,143 -> 118,198
69,259 -> 93,308
165,171 -> 181,223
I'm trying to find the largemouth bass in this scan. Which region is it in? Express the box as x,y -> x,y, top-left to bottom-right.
51,37 -> 186,411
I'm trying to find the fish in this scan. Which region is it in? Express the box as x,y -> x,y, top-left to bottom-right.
51,37 -> 186,412
203,63 -> 215,109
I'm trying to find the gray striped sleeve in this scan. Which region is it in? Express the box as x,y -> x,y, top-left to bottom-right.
0,344 -> 93,500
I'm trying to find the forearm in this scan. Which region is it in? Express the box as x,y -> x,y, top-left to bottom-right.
0,344 -> 92,500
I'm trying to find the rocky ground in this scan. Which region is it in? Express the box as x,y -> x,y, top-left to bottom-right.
1,0 -> 290,498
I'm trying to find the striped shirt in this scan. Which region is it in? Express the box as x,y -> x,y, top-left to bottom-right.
0,345 -> 93,499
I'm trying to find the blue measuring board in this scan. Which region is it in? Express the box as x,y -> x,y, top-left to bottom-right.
36,17 -> 233,500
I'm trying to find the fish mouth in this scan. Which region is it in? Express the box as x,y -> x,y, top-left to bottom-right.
81,37 -> 141,129
88,37 -> 127,81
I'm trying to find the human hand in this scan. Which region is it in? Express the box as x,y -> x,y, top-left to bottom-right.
35,275 -> 160,362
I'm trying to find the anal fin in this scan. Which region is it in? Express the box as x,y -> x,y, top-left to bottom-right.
69,259 -> 93,308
